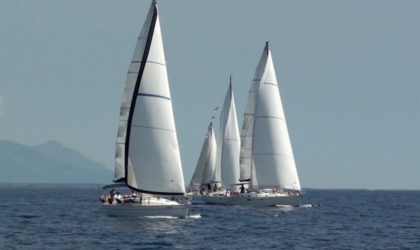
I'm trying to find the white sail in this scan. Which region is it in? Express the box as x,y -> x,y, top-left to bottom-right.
122,1 -> 185,194
190,123 -> 217,188
251,42 -> 301,191
217,79 -> 240,189
114,3 -> 155,183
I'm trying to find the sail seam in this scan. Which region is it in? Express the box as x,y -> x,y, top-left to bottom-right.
137,93 -> 170,100
131,60 -> 166,66
131,124 -> 175,132
253,153 -> 294,158
224,138 -> 240,141
263,82 -> 277,86
255,116 -> 285,121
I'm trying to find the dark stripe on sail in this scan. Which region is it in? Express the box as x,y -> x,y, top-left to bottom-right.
138,93 -> 170,100
124,4 -> 158,193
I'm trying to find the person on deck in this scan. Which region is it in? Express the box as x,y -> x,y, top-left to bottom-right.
240,185 -> 245,194
115,192 -> 123,204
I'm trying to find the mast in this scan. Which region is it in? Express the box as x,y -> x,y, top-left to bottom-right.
122,1 -> 185,195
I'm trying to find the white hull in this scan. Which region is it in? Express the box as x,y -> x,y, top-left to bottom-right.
101,203 -> 188,218
203,192 -> 302,207
101,196 -> 188,218
190,194 -> 206,205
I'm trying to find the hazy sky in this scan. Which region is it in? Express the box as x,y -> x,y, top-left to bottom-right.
1,0 -> 419,189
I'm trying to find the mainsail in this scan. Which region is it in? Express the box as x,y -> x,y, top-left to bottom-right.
250,42 -> 301,191
239,42 -> 301,190
189,122 -> 217,188
216,77 -> 240,189
115,1 -> 185,195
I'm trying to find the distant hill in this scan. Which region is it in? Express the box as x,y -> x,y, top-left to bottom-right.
0,140 -> 112,184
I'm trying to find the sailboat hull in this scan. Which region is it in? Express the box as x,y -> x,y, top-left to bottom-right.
190,194 -> 206,205
202,192 -> 302,207
101,196 -> 188,218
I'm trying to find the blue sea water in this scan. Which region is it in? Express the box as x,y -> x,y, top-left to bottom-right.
0,184 -> 419,249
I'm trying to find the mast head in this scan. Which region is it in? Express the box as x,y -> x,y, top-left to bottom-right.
152,0 -> 158,11
265,41 -> 270,55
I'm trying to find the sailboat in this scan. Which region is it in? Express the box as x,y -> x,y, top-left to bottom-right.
188,78 -> 241,203
189,122 -> 217,192
100,0 -> 188,218
216,77 -> 241,191
187,122 -> 217,204
204,42 -> 303,206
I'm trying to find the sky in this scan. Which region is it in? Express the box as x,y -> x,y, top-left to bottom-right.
1,0 -> 419,189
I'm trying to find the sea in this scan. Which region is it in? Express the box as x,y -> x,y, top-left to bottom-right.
0,184 -> 419,250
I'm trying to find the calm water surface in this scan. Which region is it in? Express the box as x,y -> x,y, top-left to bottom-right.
1,184 -> 419,249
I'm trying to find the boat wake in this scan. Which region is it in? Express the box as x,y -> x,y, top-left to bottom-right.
300,204 -> 313,208
275,205 -> 295,212
144,215 -> 178,219
142,214 -> 201,219
187,214 -> 201,219
272,204 -> 313,215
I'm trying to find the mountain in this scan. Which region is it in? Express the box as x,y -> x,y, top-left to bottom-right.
0,140 -> 112,184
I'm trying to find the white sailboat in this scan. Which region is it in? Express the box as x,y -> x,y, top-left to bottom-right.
204,42 -> 303,206
189,122 -> 217,191
189,79 -> 241,204
101,0 -> 188,218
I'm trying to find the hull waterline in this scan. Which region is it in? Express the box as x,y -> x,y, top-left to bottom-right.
203,193 -> 302,207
